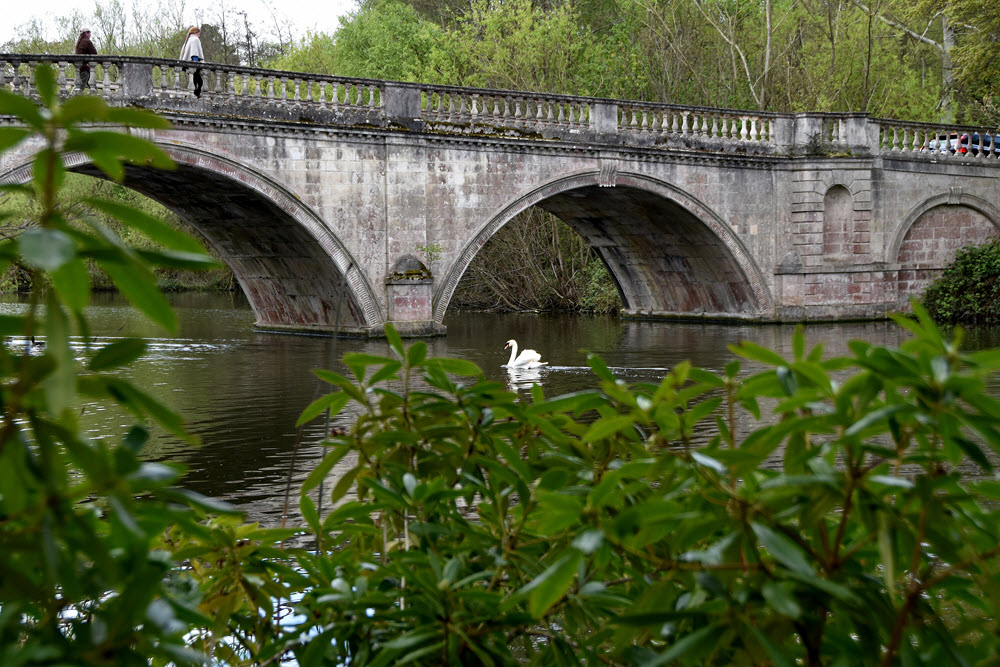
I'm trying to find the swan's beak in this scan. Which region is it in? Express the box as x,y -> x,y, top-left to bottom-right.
504,342 -> 510,349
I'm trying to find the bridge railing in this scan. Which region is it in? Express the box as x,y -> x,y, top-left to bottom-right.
1,54 -> 385,111
418,85 -> 591,132
874,118 -> 1000,159
616,102 -> 778,145
4,54 -> 1000,162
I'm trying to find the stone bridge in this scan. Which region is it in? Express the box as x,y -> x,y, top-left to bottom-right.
2,54 -> 999,336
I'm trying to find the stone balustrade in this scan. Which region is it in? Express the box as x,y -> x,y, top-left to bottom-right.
419,85 -> 591,132
617,102 -> 776,145
876,118 -> 1000,159
3,54 -> 999,160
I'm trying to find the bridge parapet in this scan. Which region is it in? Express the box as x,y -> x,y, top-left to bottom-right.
4,53 -> 999,162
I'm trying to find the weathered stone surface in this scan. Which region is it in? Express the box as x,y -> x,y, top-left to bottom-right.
2,56 -> 999,334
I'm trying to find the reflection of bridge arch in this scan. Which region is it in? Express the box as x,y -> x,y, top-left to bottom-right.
1,145 -> 383,334
433,171 -> 772,323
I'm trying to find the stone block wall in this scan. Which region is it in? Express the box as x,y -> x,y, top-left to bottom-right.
895,204 -> 998,306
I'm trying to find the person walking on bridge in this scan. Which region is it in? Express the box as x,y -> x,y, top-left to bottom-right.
74,29 -> 96,90
179,26 -> 205,98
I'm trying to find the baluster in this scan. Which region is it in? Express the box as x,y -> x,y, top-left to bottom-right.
740,116 -> 748,140
681,112 -> 690,135
96,61 -> 106,95
226,71 -> 235,99
514,98 -> 522,119
701,115 -> 709,137
55,61 -> 68,93
546,102 -> 554,122
750,118 -> 759,141
502,96 -> 510,118
170,66 -> 182,95
369,85 -> 378,107
11,61 -> 22,94
470,94 -> 479,117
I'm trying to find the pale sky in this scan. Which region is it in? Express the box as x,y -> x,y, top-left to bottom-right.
2,0 -> 358,47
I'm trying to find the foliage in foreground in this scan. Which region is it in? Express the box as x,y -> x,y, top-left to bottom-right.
923,237 -> 1000,325
5,65 -> 1000,667
0,66 -> 234,665
258,307 -> 1000,666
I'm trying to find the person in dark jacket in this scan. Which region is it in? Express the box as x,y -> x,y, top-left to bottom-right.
74,29 -> 97,90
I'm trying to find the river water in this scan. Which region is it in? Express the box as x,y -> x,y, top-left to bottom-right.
5,292 -> 999,525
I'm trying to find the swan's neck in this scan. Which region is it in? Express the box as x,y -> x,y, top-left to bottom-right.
507,341 -> 518,366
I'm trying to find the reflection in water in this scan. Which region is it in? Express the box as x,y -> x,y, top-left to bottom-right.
506,365 -> 545,392
3,293 -> 998,526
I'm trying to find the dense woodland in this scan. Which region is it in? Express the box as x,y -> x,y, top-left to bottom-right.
3,0 -> 1000,310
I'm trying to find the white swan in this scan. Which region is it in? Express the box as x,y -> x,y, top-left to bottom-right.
503,339 -> 547,368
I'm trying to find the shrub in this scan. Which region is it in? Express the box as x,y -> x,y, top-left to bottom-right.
265,306 -> 1000,666
0,66 -> 231,665
923,237 -> 1000,324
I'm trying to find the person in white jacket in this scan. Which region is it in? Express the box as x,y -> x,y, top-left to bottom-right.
179,26 -> 205,97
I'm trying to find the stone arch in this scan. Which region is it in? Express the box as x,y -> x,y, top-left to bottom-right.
891,192 -> 1000,306
889,192 -> 1000,262
433,170 -> 772,323
0,145 -> 383,335
822,184 -> 853,258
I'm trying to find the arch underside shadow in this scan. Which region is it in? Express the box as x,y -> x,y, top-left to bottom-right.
64,150 -> 380,335
435,172 -> 770,322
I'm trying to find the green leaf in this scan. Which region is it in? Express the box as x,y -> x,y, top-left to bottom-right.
85,198 -> 205,252
427,357 -> 482,376
582,414 -> 636,443
296,391 -> 351,427
0,89 -> 44,129
64,131 -> 174,169
32,64 -> 57,106
730,340 -> 788,366
0,127 -> 31,152
106,107 -> 173,129
300,443 -> 351,494
301,494 -> 320,532
519,552 -> 581,619
877,514 -> 897,598
58,94 -> 110,125
88,338 -> 148,371
844,404 -> 911,437
644,625 -> 719,666
745,621 -> 797,667
385,322 -> 404,357
101,258 -> 178,332
42,294 -> 74,413
762,580 -> 802,618
18,228 -> 75,272
50,258 -> 91,311
751,522 -> 814,576
691,451 -> 727,473
104,378 -> 193,443
166,488 -> 239,515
